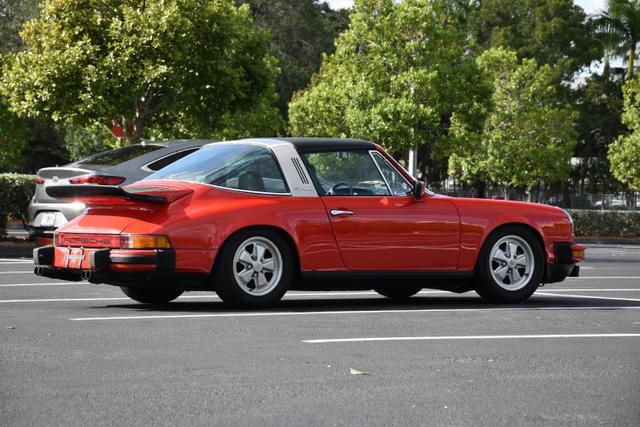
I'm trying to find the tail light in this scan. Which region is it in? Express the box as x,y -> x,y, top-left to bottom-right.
35,177 -> 44,185
55,233 -> 171,249
121,235 -> 172,249
69,175 -> 126,185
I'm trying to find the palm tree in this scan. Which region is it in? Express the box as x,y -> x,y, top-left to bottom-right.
594,0 -> 640,79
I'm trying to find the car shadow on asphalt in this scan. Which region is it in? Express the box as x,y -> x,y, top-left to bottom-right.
97,293 -> 640,313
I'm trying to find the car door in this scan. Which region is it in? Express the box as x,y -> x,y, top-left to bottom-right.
302,149 -> 460,271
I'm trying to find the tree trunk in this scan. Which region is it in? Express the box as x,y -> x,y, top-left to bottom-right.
628,40 -> 636,80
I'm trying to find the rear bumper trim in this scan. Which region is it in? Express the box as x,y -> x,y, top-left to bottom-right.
34,246 -> 177,272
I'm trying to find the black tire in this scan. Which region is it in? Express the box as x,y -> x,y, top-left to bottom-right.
120,286 -> 183,304
475,225 -> 544,303
213,228 -> 293,307
374,287 -> 422,299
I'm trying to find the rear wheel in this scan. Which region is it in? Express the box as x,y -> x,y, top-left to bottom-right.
213,229 -> 293,307
475,226 -> 544,303
374,287 -> 422,299
120,287 -> 183,304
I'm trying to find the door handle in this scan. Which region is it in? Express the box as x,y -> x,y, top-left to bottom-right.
330,209 -> 354,216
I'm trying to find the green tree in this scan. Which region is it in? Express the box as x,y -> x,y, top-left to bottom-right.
573,74 -> 626,193
1,0 -> 282,145
449,48 -> 577,199
609,77 -> 640,190
289,0 -> 484,183
238,0 -> 349,119
468,0 -> 601,78
594,0 -> 640,79
0,0 -> 39,53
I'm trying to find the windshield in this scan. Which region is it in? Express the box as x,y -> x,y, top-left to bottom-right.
145,143 -> 288,194
75,144 -> 164,166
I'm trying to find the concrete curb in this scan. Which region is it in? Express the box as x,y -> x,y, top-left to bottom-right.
575,237 -> 640,245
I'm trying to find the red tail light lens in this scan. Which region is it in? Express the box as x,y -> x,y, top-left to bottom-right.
35,177 -> 44,185
54,233 -> 171,249
69,175 -> 126,185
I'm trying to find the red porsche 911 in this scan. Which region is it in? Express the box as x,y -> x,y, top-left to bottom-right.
33,138 -> 585,306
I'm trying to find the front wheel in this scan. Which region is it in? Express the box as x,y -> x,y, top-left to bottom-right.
120,286 -> 183,304
374,287 -> 422,299
475,226 -> 544,303
213,229 -> 293,307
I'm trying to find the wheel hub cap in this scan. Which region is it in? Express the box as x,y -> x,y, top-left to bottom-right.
489,235 -> 535,291
232,237 -> 283,296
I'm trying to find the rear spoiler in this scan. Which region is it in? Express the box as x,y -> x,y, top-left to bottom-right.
46,185 -> 167,204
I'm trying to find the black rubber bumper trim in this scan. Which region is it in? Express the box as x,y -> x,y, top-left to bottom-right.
34,246 -> 176,273
33,245 -> 55,265
554,242 -> 573,264
109,249 -> 176,272
543,263 -> 576,284
109,254 -> 157,265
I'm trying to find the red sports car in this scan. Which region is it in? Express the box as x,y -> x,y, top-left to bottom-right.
34,138 -> 585,306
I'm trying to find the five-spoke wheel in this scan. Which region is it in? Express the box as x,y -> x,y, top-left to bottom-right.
232,237 -> 284,297
476,226 -> 543,303
489,235 -> 535,291
214,228 -> 293,307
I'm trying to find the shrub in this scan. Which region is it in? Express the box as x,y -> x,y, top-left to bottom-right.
0,173 -> 36,230
568,209 -> 640,238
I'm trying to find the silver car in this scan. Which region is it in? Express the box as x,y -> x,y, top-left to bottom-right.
29,140 -> 208,238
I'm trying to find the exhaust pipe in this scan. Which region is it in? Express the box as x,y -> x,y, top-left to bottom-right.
34,266 -> 44,276
80,270 -> 93,281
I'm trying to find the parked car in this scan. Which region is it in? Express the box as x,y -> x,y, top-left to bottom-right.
34,138 -> 584,306
28,140 -> 208,238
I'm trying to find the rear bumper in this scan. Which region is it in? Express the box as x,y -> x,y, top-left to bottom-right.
33,245 -> 210,290
543,242 -> 585,284
28,200 -> 85,237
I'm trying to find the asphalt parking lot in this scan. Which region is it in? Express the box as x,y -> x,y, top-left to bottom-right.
1,244 -> 639,426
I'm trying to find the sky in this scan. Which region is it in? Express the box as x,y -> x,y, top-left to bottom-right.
326,0 -> 606,14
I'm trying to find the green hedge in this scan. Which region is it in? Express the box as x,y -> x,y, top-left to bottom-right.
0,173 -> 36,229
568,209 -> 640,238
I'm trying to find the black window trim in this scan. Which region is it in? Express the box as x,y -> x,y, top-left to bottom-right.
369,150 -> 413,197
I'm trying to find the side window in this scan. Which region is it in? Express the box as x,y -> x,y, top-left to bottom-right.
303,150 -> 389,196
145,149 -> 200,171
209,146 -> 288,193
371,152 -> 413,196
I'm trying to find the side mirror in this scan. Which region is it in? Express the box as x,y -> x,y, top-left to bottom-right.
413,180 -> 425,199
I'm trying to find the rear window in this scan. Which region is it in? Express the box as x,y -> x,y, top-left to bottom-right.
145,144 -> 288,194
144,148 -> 200,171
75,144 -> 164,167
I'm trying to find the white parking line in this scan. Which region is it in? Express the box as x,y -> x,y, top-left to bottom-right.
0,271 -> 35,274
537,292 -> 640,303
0,282 -> 88,287
69,306 -> 640,321
302,333 -> 640,344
